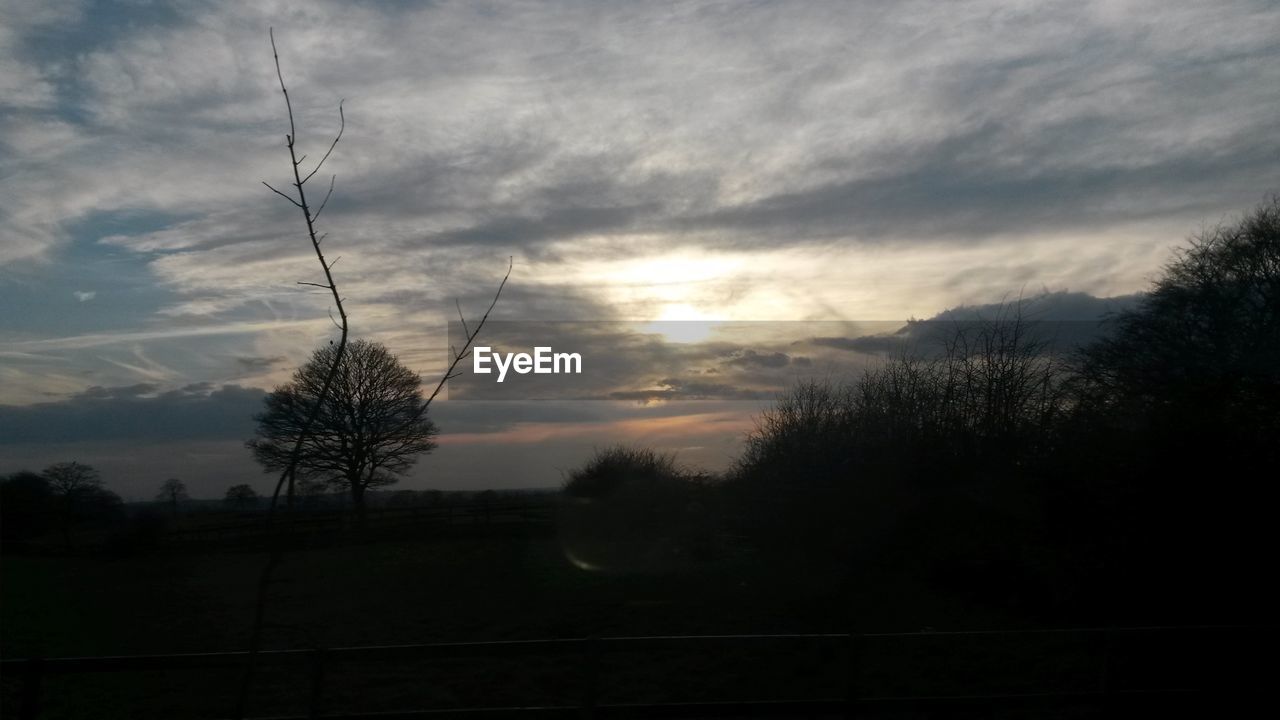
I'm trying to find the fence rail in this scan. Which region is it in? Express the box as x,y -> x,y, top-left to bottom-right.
3,625 -> 1274,719
160,503 -> 556,549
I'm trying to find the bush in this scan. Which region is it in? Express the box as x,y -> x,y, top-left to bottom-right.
1,471 -> 56,549
560,446 -> 715,572
726,315 -> 1065,611
563,445 -> 682,499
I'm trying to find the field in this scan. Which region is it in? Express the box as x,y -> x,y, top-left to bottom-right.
4,520 -> 1269,719
0,519 -> 1028,717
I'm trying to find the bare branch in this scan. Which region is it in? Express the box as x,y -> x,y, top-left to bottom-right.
419,256 -> 513,412
269,29 -> 297,150
262,181 -> 302,208
296,281 -> 333,289
455,298 -> 471,338
239,28 -> 351,720
311,174 -> 336,222
301,100 -> 344,186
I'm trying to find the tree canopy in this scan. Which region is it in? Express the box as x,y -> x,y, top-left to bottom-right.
156,478 -> 189,513
1077,196 -> 1280,443
247,339 -> 438,507
42,461 -> 103,497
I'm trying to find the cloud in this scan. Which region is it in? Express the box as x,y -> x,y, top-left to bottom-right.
0,289 -> 1163,491
5,319 -> 324,353
722,349 -> 794,370
2,0 -> 1278,447
5,1 -> 1276,266
234,355 -> 286,371
815,291 -> 1145,355
0,382 -> 266,444
73,290 -> 96,301
608,379 -> 774,404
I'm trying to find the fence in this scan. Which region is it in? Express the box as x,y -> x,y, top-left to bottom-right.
161,502 -> 557,549
3,625 -> 1273,719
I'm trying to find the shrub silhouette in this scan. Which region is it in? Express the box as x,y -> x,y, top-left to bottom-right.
1061,197 -> 1280,620
224,484 -> 260,511
563,445 -> 682,499
728,311 -> 1065,613
1,471 -> 55,547
560,446 -> 713,572
721,200 -> 1280,623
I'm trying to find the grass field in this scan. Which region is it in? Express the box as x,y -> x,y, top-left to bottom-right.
3,525 -> 1266,718
0,523 -> 1006,716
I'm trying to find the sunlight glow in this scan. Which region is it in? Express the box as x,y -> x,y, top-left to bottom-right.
641,304 -> 721,343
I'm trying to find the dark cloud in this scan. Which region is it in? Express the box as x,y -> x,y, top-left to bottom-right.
815,291 -> 1144,356
76,383 -> 160,400
927,291 -> 1144,323
430,400 -> 616,434
608,378 -> 773,404
235,355 -> 286,371
681,123 -> 1280,246
425,204 -> 659,252
0,383 -> 265,445
722,349 -> 793,369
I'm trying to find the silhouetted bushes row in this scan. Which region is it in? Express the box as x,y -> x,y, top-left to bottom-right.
560,446 -> 717,572
562,198 -> 1279,625
0,467 -> 169,555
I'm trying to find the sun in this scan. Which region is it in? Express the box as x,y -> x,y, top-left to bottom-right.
641,303 -> 720,344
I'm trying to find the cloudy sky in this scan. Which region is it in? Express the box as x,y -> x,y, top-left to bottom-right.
2,0 -> 1277,498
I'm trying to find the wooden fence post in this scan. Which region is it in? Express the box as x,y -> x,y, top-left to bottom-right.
846,632 -> 862,719
20,657 -> 42,720
1098,628 -> 1115,718
580,636 -> 601,720
307,648 -> 326,719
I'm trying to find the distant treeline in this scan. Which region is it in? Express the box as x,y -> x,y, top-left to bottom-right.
561,198 -> 1280,626
0,459 -> 555,554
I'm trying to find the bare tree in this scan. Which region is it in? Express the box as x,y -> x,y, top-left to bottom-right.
156,477 -> 188,516
259,28 -> 351,513
247,339 -> 439,508
225,484 -> 260,511
235,30 -> 511,719
42,461 -> 102,497
41,461 -> 116,545
738,301 -> 1066,481
235,29 -> 353,719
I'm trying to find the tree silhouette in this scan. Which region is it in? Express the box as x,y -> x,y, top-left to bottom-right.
237,32 -> 509,719
156,478 -> 189,517
247,339 -> 439,508
1064,197 -> 1280,619
248,28 -> 507,520
42,461 -> 102,497
41,462 -> 120,546
728,308 -> 1067,610
560,445 -> 710,572
224,484 -> 260,511
1,471 -> 55,545
1076,197 -> 1280,440
737,303 -> 1063,489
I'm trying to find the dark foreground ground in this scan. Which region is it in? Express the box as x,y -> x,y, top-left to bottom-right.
1,524 -> 1271,719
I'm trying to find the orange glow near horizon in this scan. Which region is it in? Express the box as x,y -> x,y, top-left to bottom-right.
435,409 -> 755,448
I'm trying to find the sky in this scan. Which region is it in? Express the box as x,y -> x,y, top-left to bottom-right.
1,0 -> 1278,499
